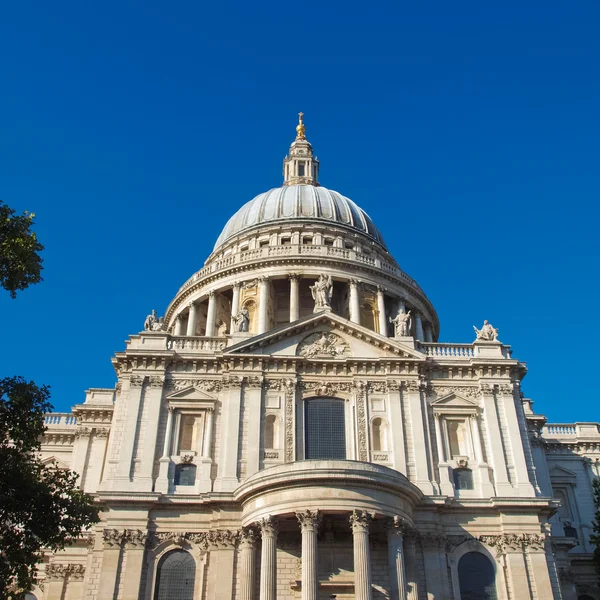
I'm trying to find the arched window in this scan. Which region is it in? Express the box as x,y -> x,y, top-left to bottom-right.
155,550 -> 195,600
174,464 -> 196,486
458,552 -> 497,600
305,398 -> 346,460
371,417 -> 387,452
265,414 -> 277,449
453,468 -> 474,490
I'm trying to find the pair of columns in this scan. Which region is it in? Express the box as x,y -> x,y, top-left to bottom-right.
348,281 -> 388,336
174,291 -> 219,337
238,511 -> 408,600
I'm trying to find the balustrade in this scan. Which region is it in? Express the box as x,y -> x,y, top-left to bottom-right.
44,413 -> 77,426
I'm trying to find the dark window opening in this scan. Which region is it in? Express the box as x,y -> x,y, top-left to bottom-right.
304,398 -> 346,460
453,468 -> 474,490
458,552 -> 497,600
174,464 -> 196,486
155,550 -> 195,600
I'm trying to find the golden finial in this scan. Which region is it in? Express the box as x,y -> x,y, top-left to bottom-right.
296,112 -> 306,140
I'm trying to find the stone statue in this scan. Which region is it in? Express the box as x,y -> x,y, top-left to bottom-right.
144,310 -> 165,332
390,307 -> 412,337
310,274 -> 333,312
473,320 -> 498,341
234,308 -> 250,333
217,320 -> 227,337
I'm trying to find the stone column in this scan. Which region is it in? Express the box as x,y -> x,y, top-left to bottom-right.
174,315 -> 183,336
386,518 -> 408,600
423,322 -> 433,342
259,516 -> 278,600
296,510 -> 321,600
377,287 -> 387,336
258,277 -> 269,334
138,376 -> 165,490
205,291 -> 217,337
289,274 -> 300,322
186,302 -> 197,336
350,510 -> 373,600
349,279 -> 361,324
202,409 -> 214,457
404,535 -> 419,600
161,407 -> 174,458
414,313 -> 424,341
230,282 -> 241,332
239,528 -> 258,600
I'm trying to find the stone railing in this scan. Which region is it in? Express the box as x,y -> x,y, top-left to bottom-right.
177,245 -> 420,295
45,413 -> 77,427
169,337 -> 227,352
543,423 -> 600,438
418,343 -> 476,358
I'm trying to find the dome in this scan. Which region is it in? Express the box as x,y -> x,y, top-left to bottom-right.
214,185 -> 387,251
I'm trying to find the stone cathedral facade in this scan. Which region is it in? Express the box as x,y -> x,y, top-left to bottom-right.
36,117 -> 600,600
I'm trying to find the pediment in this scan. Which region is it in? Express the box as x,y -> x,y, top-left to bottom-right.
549,465 -> 578,482
431,392 -> 481,415
166,386 -> 217,401
41,456 -> 71,470
225,312 -> 425,361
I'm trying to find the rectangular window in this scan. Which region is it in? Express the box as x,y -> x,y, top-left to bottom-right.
259,239 -> 269,248
305,398 -> 346,460
298,162 -> 305,177
324,238 -> 334,247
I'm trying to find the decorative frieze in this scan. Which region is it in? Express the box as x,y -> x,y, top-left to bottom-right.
284,379 -> 296,463
148,376 -> 165,388
146,530 -> 242,550
168,378 -> 222,392
354,381 -> 369,461
129,375 -> 145,388
45,563 -> 86,580
430,385 -> 480,399
245,375 -> 263,389
264,451 -> 279,459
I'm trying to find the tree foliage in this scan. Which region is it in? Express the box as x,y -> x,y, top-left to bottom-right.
590,476 -> 600,586
0,377 -> 100,600
0,201 -> 44,299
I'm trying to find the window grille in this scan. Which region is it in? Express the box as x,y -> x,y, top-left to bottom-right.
155,550 -> 195,600
304,398 -> 346,460
458,551 -> 497,600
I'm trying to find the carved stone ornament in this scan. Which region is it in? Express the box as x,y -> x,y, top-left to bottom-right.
373,453 -> 389,461
264,451 -> 279,459
497,383 -> 514,395
148,376 -> 165,388
300,380 -> 352,396
258,516 -> 278,537
144,309 -> 166,332
124,529 -> 148,547
473,320 -> 499,341
349,510 -> 373,532
296,510 -> 322,532
297,332 -> 350,359
239,527 -> 258,549
285,390 -> 294,463
309,274 -> 333,312
102,528 -> 126,547
75,427 -> 92,439
129,375 -> 145,388
356,387 -> 368,461
147,530 -> 241,550
45,563 -> 86,580
431,385 -> 480,399
245,375 -> 263,389
180,454 -> 195,464
385,516 -> 409,537
171,379 -> 222,393
94,427 -> 110,438
223,375 -> 244,389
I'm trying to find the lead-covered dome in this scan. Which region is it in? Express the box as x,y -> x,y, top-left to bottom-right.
214,185 -> 386,251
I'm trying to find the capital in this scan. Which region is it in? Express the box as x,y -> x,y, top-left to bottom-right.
385,515 -> 408,538
208,290 -> 216,297
239,527 -> 258,549
296,509 -> 321,532
258,515 -> 278,537
349,510 -> 373,533
289,273 -> 300,281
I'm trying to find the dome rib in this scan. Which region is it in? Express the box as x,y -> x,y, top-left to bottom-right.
213,185 -> 386,250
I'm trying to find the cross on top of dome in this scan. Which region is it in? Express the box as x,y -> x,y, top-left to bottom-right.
283,112 -> 319,186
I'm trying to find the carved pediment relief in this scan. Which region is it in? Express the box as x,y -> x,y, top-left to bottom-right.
166,385 -> 218,404
297,332 -> 350,359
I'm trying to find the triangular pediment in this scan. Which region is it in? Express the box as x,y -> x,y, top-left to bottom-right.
225,312 -> 425,360
41,456 -> 71,470
166,386 -> 217,401
431,392 -> 480,408
549,465 -> 578,481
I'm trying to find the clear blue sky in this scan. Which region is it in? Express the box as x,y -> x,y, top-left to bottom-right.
1,2 -> 598,421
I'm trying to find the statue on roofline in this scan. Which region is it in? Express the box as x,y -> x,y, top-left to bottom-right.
473,320 -> 498,341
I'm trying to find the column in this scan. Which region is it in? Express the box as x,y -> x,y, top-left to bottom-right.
202,409 -> 214,457
468,413 -> 494,495
230,282 -> 241,332
434,414 -> 453,495
289,274 -> 300,322
258,277 -> 269,334
297,510 -> 321,600
186,302 -> 197,336
386,518 -> 408,600
239,528 -> 258,600
162,407 -> 174,458
138,376 -> 165,490
115,376 -> 144,484
259,516 -> 278,600
174,315 -> 183,336
423,322 -> 433,342
377,287 -> 387,336
215,378 -> 242,491
404,535 -> 419,600
349,279 -> 361,324
205,291 -> 217,337
350,510 -> 373,600
414,313 -> 424,341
